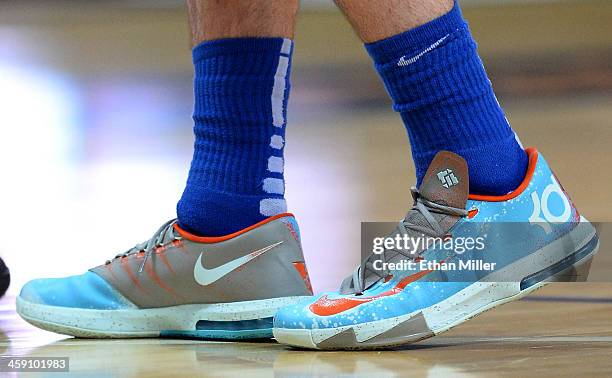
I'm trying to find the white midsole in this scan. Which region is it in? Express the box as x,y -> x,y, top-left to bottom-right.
274,217 -> 598,349
17,296 -> 311,337
273,280 -> 549,349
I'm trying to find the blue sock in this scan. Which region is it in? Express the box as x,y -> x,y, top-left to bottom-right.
365,1 -> 527,195
177,38 -> 293,236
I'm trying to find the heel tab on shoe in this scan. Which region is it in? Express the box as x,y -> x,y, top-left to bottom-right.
174,213 -> 296,243
279,215 -> 302,245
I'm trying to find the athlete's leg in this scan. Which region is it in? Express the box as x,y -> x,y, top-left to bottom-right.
335,0 -> 527,195
272,0 -> 597,350
187,0 -> 298,45
178,0 -> 299,236
17,1 -> 313,340
335,0 -> 453,43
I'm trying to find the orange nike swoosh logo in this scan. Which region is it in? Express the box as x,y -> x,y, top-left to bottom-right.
309,259 -> 448,317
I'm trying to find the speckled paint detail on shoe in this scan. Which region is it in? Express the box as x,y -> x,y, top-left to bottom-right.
273,149 -> 599,349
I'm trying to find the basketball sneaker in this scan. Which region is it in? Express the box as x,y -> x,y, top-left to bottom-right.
273,148 -> 599,349
17,214 -> 313,339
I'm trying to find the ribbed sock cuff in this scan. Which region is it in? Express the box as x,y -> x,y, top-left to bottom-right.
193,37 -> 290,63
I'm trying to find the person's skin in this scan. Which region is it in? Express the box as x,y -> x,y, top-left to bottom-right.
187,0 -> 300,47
334,0 -> 454,43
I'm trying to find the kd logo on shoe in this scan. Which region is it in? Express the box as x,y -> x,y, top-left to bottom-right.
437,169 -> 459,188
529,174 -> 572,233
193,241 -> 283,286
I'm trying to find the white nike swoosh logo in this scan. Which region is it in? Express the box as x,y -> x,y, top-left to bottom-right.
193,241 -> 283,286
397,34 -> 450,67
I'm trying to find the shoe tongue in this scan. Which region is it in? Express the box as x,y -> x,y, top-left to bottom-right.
340,151 -> 470,295
418,151 -> 469,209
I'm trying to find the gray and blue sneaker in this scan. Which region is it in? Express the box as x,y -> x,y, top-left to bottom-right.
273,149 -> 598,349
17,214 -> 313,339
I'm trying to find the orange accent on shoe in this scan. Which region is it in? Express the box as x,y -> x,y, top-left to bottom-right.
172,239 -> 188,253
155,250 -> 175,275
309,258 -> 449,316
293,262 -> 313,294
284,220 -> 300,243
143,258 -> 181,298
467,209 -> 478,218
105,263 -> 118,282
468,147 -> 538,202
120,258 -> 146,293
174,213 -> 295,243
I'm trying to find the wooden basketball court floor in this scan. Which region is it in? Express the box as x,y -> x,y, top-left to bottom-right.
0,98 -> 610,376
1,283 -> 611,376
0,1 -> 610,376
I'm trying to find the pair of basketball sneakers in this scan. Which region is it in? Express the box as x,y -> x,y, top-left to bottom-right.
17,149 -> 598,349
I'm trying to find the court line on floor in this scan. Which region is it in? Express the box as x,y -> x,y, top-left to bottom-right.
522,296 -> 612,303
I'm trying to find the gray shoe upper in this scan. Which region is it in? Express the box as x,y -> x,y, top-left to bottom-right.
92,215 -> 312,308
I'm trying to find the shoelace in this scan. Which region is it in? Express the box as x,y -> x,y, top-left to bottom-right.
349,187 -> 468,294
105,219 -> 182,273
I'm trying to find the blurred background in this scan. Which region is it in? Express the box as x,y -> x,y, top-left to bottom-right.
0,0 -> 610,294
